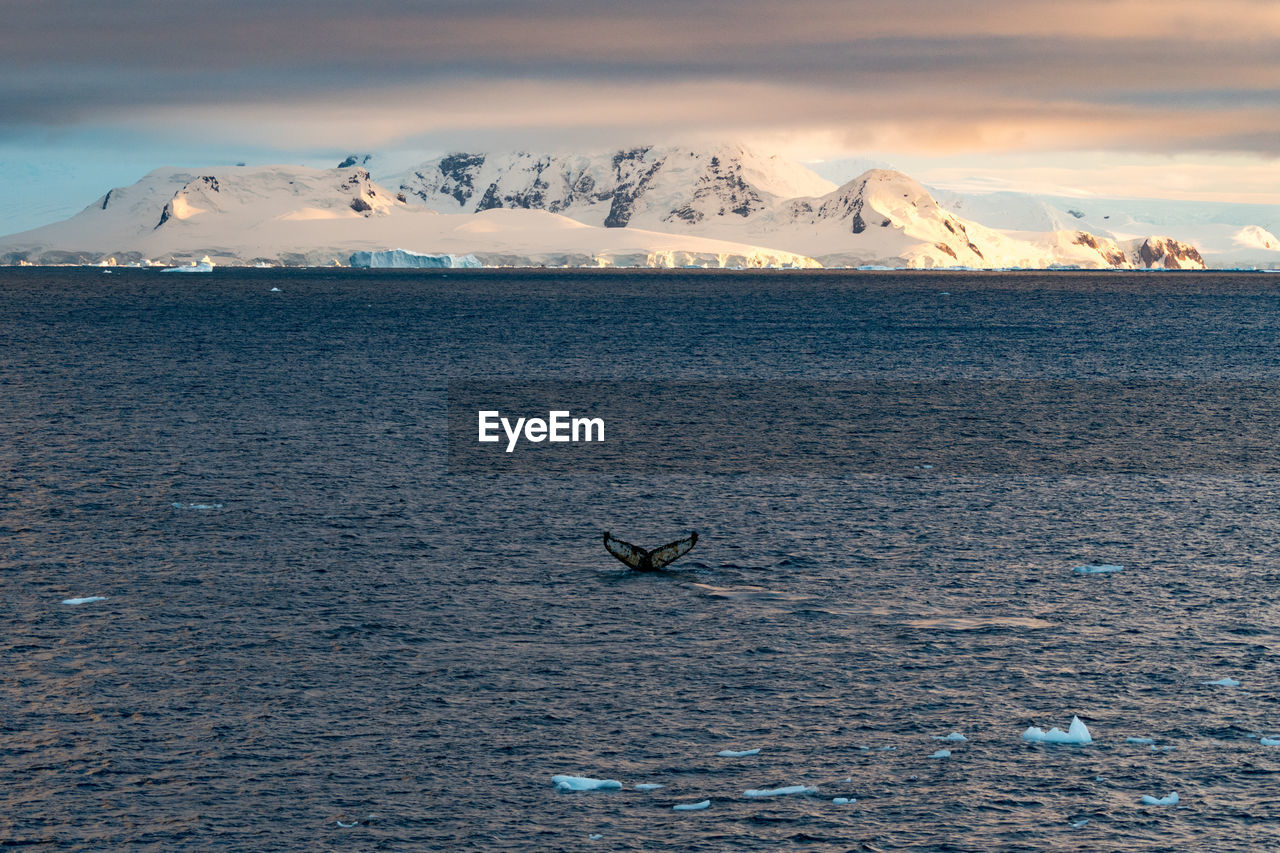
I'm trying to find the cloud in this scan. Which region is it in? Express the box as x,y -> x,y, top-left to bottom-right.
3,0 -> 1280,159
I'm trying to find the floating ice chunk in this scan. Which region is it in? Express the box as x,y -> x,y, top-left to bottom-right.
1073,564 -> 1123,574
879,746 -> 896,751
336,820 -> 358,828
933,732 -> 967,741
832,797 -> 855,805
552,775 -> 622,791
673,800 -> 710,811
589,834 -> 603,839
162,256 -> 215,273
171,502 -> 223,510
635,783 -> 665,791
62,596 -> 107,605
1261,737 -> 1280,746
717,748 -> 761,757
1022,716 -> 1093,744
744,785 -> 817,798
1095,776 -> 1107,782
270,287 -> 281,292
1151,745 -> 1175,752
1126,737 -> 1155,744
1071,819 -> 1090,828
1202,678 -> 1240,687
1141,792 -> 1179,806
929,749 -> 951,758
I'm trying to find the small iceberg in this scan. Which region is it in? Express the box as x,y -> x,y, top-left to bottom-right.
1023,716 -> 1093,745
589,834 -> 603,840
61,596 -> 107,605
832,797 -> 855,805
270,287 -> 281,292
1073,564 -> 1123,574
1151,745 -> 1175,752
1202,678 -> 1240,687
673,800 -> 710,811
1126,737 -> 1155,745
336,820 -> 358,828
929,749 -> 951,758
171,502 -> 223,510
634,783 -> 664,791
1141,792 -> 1179,806
744,785 -> 817,798
552,775 -> 622,792
162,255 -> 215,273
1260,737 -> 1280,746
1071,818 -> 1091,828
717,748 -> 761,757
932,732 -> 967,742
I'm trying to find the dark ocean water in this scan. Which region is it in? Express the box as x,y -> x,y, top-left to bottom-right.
6,268 -> 1280,850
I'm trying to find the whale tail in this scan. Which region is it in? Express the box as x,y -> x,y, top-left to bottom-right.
603,531 -> 698,571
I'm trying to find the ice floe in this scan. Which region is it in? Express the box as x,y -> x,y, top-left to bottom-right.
1260,737 -> 1280,746
929,749 -> 952,758
1151,745 -> 1175,752
717,748 -> 761,757
1141,792 -> 1179,806
673,800 -> 710,811
1022,716 -> 1092,744
552,775 -> 622,791
589,834 -> 603,840
1126,737 -> 1155,744
1073,564 -> 1123,574
744,785 -> 817,798
933,732 -> 967,741
832,797 -> 855,805
336,820 -> 358,828
162,256 -> 215,273
270,287 -> 281,292
1202,678 -> 1240,687
635,783 -> 665,791
61,596 -> 107,605
171,502 -> 223,510
1071,818 -> 1091,828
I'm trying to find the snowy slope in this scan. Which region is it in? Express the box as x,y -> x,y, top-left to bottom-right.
936,189 -> 1280,269
0,164 -> 819,269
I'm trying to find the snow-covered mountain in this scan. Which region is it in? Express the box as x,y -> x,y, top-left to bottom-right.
0,163 -> 819,269
934,188 -> 1280,270
396,148 -> 1210,269
0,143 -> 1259,269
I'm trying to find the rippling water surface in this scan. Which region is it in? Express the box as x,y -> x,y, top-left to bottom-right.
5,269 -> 1280,850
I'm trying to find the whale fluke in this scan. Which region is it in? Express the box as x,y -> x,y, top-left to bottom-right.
604,531 -> 698,571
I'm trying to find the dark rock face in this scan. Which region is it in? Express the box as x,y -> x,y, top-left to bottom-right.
1136,237 -> 1204,269
1073,231 -> 1127,266
350,197 -> 373,214
155,203 -> 171,229
101,190 -> 112,210
604,149 -> 661,228
663,154 -> 765,225
436,153 -> 486,206
197,176 -> 220,192
934,242 -> 958,259
475,183 -> 504,211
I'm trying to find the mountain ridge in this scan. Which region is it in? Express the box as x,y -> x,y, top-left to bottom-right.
1,144 -> 1270,269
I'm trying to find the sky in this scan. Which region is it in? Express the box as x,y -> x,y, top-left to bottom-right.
3,0 -> 1279,233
